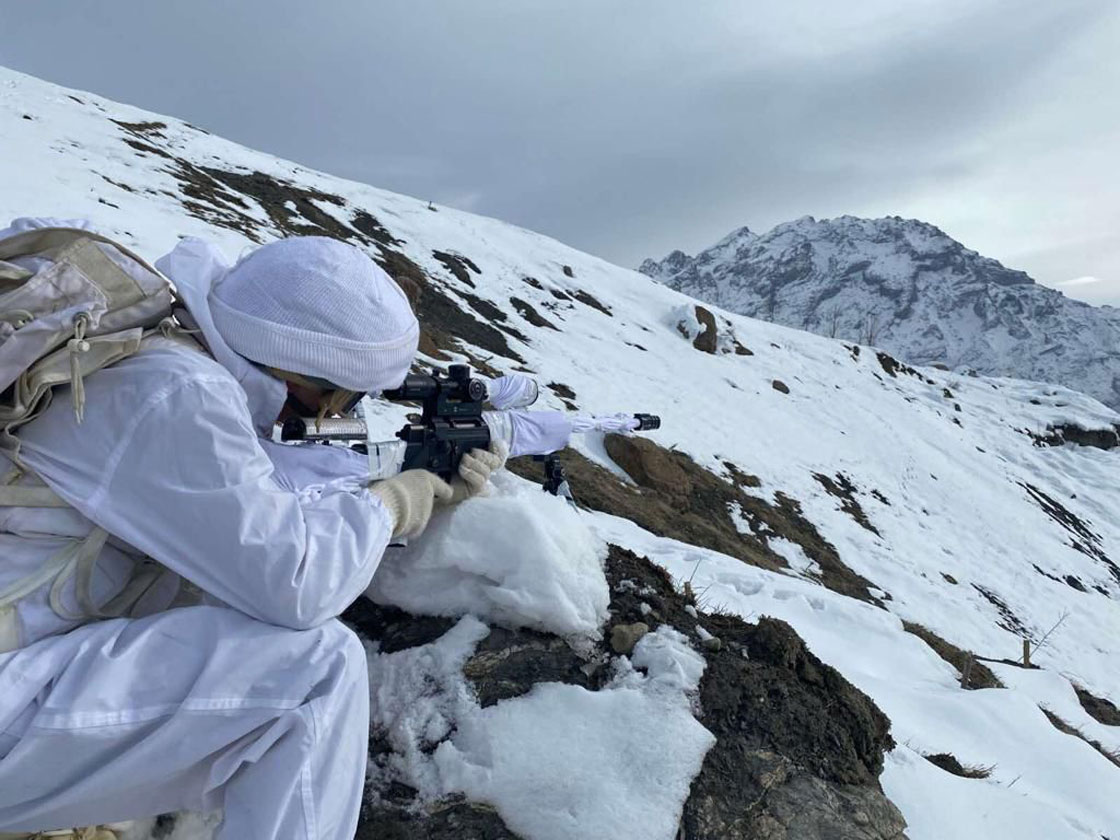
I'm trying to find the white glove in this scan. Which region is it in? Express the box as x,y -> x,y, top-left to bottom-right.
370,469 -> 454,539
448,440 -> 509,504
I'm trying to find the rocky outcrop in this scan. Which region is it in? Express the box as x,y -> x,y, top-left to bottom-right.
344,545 -> 906,840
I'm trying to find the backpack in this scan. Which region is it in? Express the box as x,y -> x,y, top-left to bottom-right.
0,227 -> 175,453
0,227 -> 180,651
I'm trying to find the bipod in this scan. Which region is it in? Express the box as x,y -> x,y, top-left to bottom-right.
534,454 -> 578,509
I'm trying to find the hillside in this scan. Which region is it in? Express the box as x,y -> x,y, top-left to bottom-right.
641,216 -> 1120,411
3,66 -> 1120,840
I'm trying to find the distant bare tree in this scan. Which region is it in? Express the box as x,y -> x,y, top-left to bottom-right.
824,308 -> 841,338
862,312 -> 881,346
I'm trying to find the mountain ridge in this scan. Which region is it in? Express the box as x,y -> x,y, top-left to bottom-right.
641,215 -> 1120,409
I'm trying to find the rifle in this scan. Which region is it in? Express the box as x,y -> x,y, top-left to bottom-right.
279,364 -> 660,497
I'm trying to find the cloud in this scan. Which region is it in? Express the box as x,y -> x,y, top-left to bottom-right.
2,0 -> 1117,288
1058,276 -> 1103,287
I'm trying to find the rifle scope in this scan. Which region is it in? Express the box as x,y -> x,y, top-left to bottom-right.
383,364 -> 488,406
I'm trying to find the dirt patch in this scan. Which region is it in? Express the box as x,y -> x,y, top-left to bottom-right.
375,249 -> 525,367
1040,707 -> 1120,769
1021,482 -> 1120,586
723,461 -> 762,489
571,289 -> 612,316
732,339 -> 753,356
1074,684 -> 1120,727
463,626 -> 603,707
922,753 -> 992,779
511,437 -> 884,605
433,250 -> 480,286
201,167 -> 361,241
970,584 -> 1028,637
693,306 -> 718,353
342,599 -> 456,654
357,798 -> 520,840
110,119 -> 167,136
351,210 -> 401,248
546,381 -> 577,403
510,297 -> 560,331
900,622 -> 1003,689
455,291 -> 529,343
813,473 -> 881,536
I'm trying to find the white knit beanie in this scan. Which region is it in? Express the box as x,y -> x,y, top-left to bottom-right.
209,236 -> 419,392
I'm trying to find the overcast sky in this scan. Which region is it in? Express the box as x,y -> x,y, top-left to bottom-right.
3,1 -> 1118,303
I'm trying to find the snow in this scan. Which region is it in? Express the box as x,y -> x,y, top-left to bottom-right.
433,624 -> 713,840
364,615 -> 712,840
644,213 -> 1120,412
366,472 -> 609,638
587,511 -> 1120,838
435,680 -> 712,840
3,63 -> 1120,839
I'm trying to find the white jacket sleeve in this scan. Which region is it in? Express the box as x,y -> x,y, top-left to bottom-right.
18,358 -> 393,630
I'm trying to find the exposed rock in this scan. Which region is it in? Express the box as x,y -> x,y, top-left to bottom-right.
772,380 -> 790,394
601,546 -> 904,838
693,306 -> 719,353
349,546 -> 903,840
610,622 -> 651,654
1032,423 -> 1120,451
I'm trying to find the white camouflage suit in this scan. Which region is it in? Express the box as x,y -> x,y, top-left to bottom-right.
0,222 -> 420,838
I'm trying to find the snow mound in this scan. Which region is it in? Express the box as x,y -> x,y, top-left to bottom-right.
366,472 -> 610,638
431,625 -> 714,840
367,618 -> 713,840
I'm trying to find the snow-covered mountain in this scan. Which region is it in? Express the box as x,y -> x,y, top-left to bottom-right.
3,65 -> 1120,840
641,216 -> 1120,411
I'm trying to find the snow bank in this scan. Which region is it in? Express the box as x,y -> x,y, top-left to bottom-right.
366,472 -> 609,638
431,625 -> 714,840
366,616 -> 490,797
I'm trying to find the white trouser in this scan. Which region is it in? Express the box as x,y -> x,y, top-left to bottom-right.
0,606 -> 369,839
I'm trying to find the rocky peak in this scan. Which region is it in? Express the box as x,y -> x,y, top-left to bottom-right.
641,215 -> 1120,409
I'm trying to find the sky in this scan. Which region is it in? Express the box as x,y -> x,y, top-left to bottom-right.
2,1 -> 1118,303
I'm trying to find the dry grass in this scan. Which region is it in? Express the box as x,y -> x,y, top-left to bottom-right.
1040,706 -> 1120,769
922,752 -> 995,779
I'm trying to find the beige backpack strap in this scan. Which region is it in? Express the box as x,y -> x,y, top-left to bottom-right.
0,464 -> 69,508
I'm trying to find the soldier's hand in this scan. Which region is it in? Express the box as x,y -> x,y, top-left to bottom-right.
447,440 -> 509,504
370,469 -> 454,538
